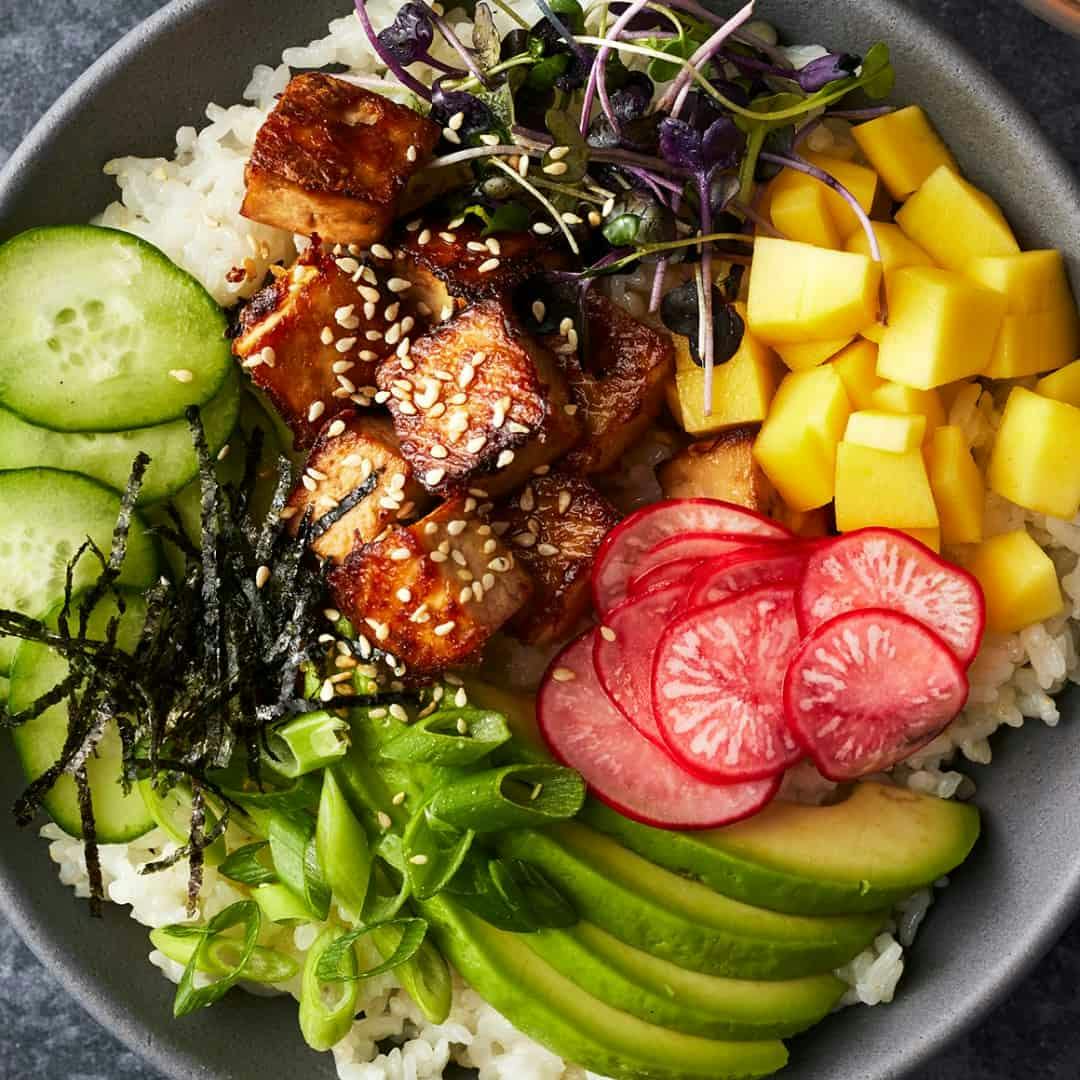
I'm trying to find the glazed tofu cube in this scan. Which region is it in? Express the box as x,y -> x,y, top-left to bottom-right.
233,244 -> 433,447
555,294 -> 675,474
329,498 -> 533,676
242,74 -> 440,247
493,474 -> 620,645
377,300 -> 581,497
286,415 -> 429,564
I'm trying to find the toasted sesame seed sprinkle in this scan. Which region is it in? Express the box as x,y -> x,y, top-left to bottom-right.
443,127 -> 462,144
531,300 -> 547,322
374,390 -> 391,405
302,475 -> 317,492
363,303 -> 377,321
538,543 -> 559,556
169,369 -> 194,384
562,212 -> 583,225
371,243 -> 393,260
429,402 -> 447,418
517,154 -> 530,177
336,257 -> 360,274
496,449 -> 516,469
479,132 -> 500,146
513,533 -> 537,548
406,144 -> 418,163
319,679 -> 335,702
439,232 -> 457,244
385,323 -> 402,346
362,266 -> 379,285
549,144 -> 571,161
602,197 -> 616,216
478,258 -> 501,274
396,339 -> 411,359
365,330 -> 384,343
588,210 -> 602,227
385,303 -> 401,322
533,222 -> 554,235
406,218 -> 422,232
543,161 -> 569,176
448,110 -> 466,131
410,853 -> 430,866
358,285 -> 380,304
308,401 -> 326,423
467,240 -> 488,252
377,811 -> 393,829
388,277 -> 412,293
390,703 -> 409,722
552,667 -> 576,683
600,625 -> 617,642
430,443 -> 449,460
332,360 -> 355,375
434,621 -> 456,637
425,467 -> 447,487
458,363 -> 476,388
417,228 -> 432,246
254,565 -> 272,590
390,548 -> 412,562
447,519 -> 469,537
307,467 -> 328,482
336,337 -> 358,353
564,403 -> 579,416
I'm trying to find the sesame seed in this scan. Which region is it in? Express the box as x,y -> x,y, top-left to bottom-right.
385,302 -> 401,321
564,403 -> 579,416
359,349 -> 379,362
406,144 -> 418,163
439,232 -> 457,244
418,228 -> 432,245
396,339 -> 411,360
358,285 -> 380,304
467,240 -> 488,253
478,258 -> 500,274
429,402 -> 447,418
452,550 -> 468,567
552,667 -> 576,683
602,197 -> 616,216
600,625 -> 617,642
562,212 -> 583,225
425,468 -> 446,486
390,703 -> 409,722
543,161 -> 569,176
447,519 -> 468,536
449,215 -> 466,229
169,369 -> 194,384
390,547 -> 412,561
254,565 -> 272,590
388,277 -> 412,293
319,679 -> 335,702
588,210 -> 602,227
410,854 -> 430,865
430,443 -> 449,460
308,401 -> 326,423
401,316 -> 416,334
517,154 -> 530,178
302,475 -> 317,492
434,621 -> 456,637
335,303 -> 356,322
307,467 -> 328,481
458,586 -> 473,605
363,303 -> 377,321
489,556 -> 510,573
405,219 -> 422,232
520,487 -> 536,512
374,390 -> 391,405
449,110 -> 466,131
332,360 -> 355,375
496,449 -> 516,469
336,337 -> 357,353
371,243 -> 393,260
486,238 -> 501,255
538,543 -> 559,556
479,132 -> 500,146
396,588 -> 413,604
558,490 -> 573,514
531,300 -> 546,322
549,145 -> 571,161
483,538 -> 498,554
336,257 -> 360,274
513,532 -> 537,548
458,363 -> 476,388
533,222 -> 554,235
362,266 -> 379,285
377,812 -> 393,829
443,127 -> 462,144
385,323 -> 402,346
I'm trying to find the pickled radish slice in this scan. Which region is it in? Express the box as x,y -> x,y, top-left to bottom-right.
687,548 -> 809,610
797,529 -> 985,666
652,586 -> 804,782
628,533 -> 783,598
592,499 -> 790,615
784,608 -> 969,781
594,585 -> 685,745
628,558 -> 708,597
539,633 -> 779,829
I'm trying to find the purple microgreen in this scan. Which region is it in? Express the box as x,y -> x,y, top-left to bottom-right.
658,115 -> 745,174
580,0 -> 651,138
431,78 -> 499,143
827,105 -> 896,121
697,175 -> 716,413
649,259 -> 668,313
354,0 -> 431,99
796,52 -> 861,92
376,2 -> 435,66
660,278 -> 745,366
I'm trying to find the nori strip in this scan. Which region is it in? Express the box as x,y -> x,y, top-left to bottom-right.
309,471 -> 381,542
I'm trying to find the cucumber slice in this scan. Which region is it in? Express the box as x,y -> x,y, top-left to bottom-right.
0,369 -> 240,504
0,226 -> 231,431
0,469 -> 159,672
9,590 -> 154,843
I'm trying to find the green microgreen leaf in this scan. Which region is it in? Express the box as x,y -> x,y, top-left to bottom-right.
542,106 -> 590,184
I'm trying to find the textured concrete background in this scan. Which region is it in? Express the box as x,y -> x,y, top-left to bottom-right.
0,0 -> 1079,1077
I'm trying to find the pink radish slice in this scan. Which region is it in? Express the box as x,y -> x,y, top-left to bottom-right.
594,585 -> 686,745
539,632 -> 779,829
629,533 -> 786,598
591,499 -> 791,615
797,528 -> 986,666
687,547 -> 810,609
652,586 -> 804,782
784,608 -> 969,781
628,558 -> 708,597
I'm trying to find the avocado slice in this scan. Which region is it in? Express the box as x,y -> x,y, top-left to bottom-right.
583,783 -> 980,915
500,824 -> 885,979
422,894 -> 788,1080
529,920 -> 845,1040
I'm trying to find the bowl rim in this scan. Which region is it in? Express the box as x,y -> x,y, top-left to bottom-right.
2,2 -> 1080,1078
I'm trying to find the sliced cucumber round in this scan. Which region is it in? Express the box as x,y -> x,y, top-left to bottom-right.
9,590 -> 154,843
0,226 -> 231,431
0,369 -> 240,504
0,469 -> 160,672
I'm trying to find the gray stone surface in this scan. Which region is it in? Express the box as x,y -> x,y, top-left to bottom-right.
0,0 -> 1078,1077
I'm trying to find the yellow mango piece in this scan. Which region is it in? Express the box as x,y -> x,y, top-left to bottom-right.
834,442 -> 939,532
770,178 -> 843,250
871,381 -> 946,432
928,425 -> 984,546
876,267 -> 1007,389
851,105 -> 958,201
844,410 -> 926,453
671,326 -> 779,436
969,530 -> 1064,634
899,528 -> 941,553
895,165 -> 1019,271
964,251 -> 1080,379
1037,359 -> 1080,407
861,321 -> 887,345
775,336 -> 853,373
747,238 -> 882,345
988,386 -> 1080,520
798,152 -> 880,239
829,340 -> 884,409
753,366 -> 850,511
845,221 -> 934,277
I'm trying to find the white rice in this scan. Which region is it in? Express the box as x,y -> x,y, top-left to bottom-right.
39,2 -> 1080,1074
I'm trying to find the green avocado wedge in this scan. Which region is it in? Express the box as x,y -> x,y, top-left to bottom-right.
500,824 -> 885,979
421,894 -> 788,1080
528,921 -> 845,1040
583,783 -> 980,915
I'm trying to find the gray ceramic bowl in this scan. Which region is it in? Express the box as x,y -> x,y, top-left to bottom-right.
1,2 -> 1079,1078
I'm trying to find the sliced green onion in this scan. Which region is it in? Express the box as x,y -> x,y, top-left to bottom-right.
267,711 -> 350,778
403,806 -> 475,901
150,927 -> 299,985
427,765 -> 586,833
172,901 -> 261,1017
268,808 -> 331,921
315,918 -> 429,984
371,926 -> 452,1024
218,841 -> 277,887
138,780 -> 227,866
379,709 -> 511,767
299,926 -> 361,1053
252,882 -> 319,924
316,769 -> 372,922
363,862 -> 412,923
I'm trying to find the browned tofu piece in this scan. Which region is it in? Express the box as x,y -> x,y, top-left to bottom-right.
233,244 -> 435,448
241,74 -> 440,246
656,428 -> 830,537
493,474 -> 620,645
329,498 -> 533,677
394,218 -> 564,304
377,300 -> 581,498
286,414 -> 430,563
556,293 -> 675,474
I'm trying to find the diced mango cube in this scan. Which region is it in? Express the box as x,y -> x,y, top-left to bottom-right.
1037,359 -> 1080,407
829,340 -> 884,409
871,381 -> 946,432
800,152 -> 880,239
747,238 -> 882,345
835,443 -> 939,532
895,165 -> 1020,271
988,386 -> 1080,520
969,530 -> 1064,634
964,251 -> 1080,378
753,366 -> 850,511
851,106 -> 958,201
899,528 -> 941,553
876,267 -> 1007,389
769,177 -> 843,250
861,321 -> 887,345
775,336 -> 853,373
845,221 -> 934,278
844,410 -> 926,453
928,425 -> 984,545
670,324 -> 779,436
